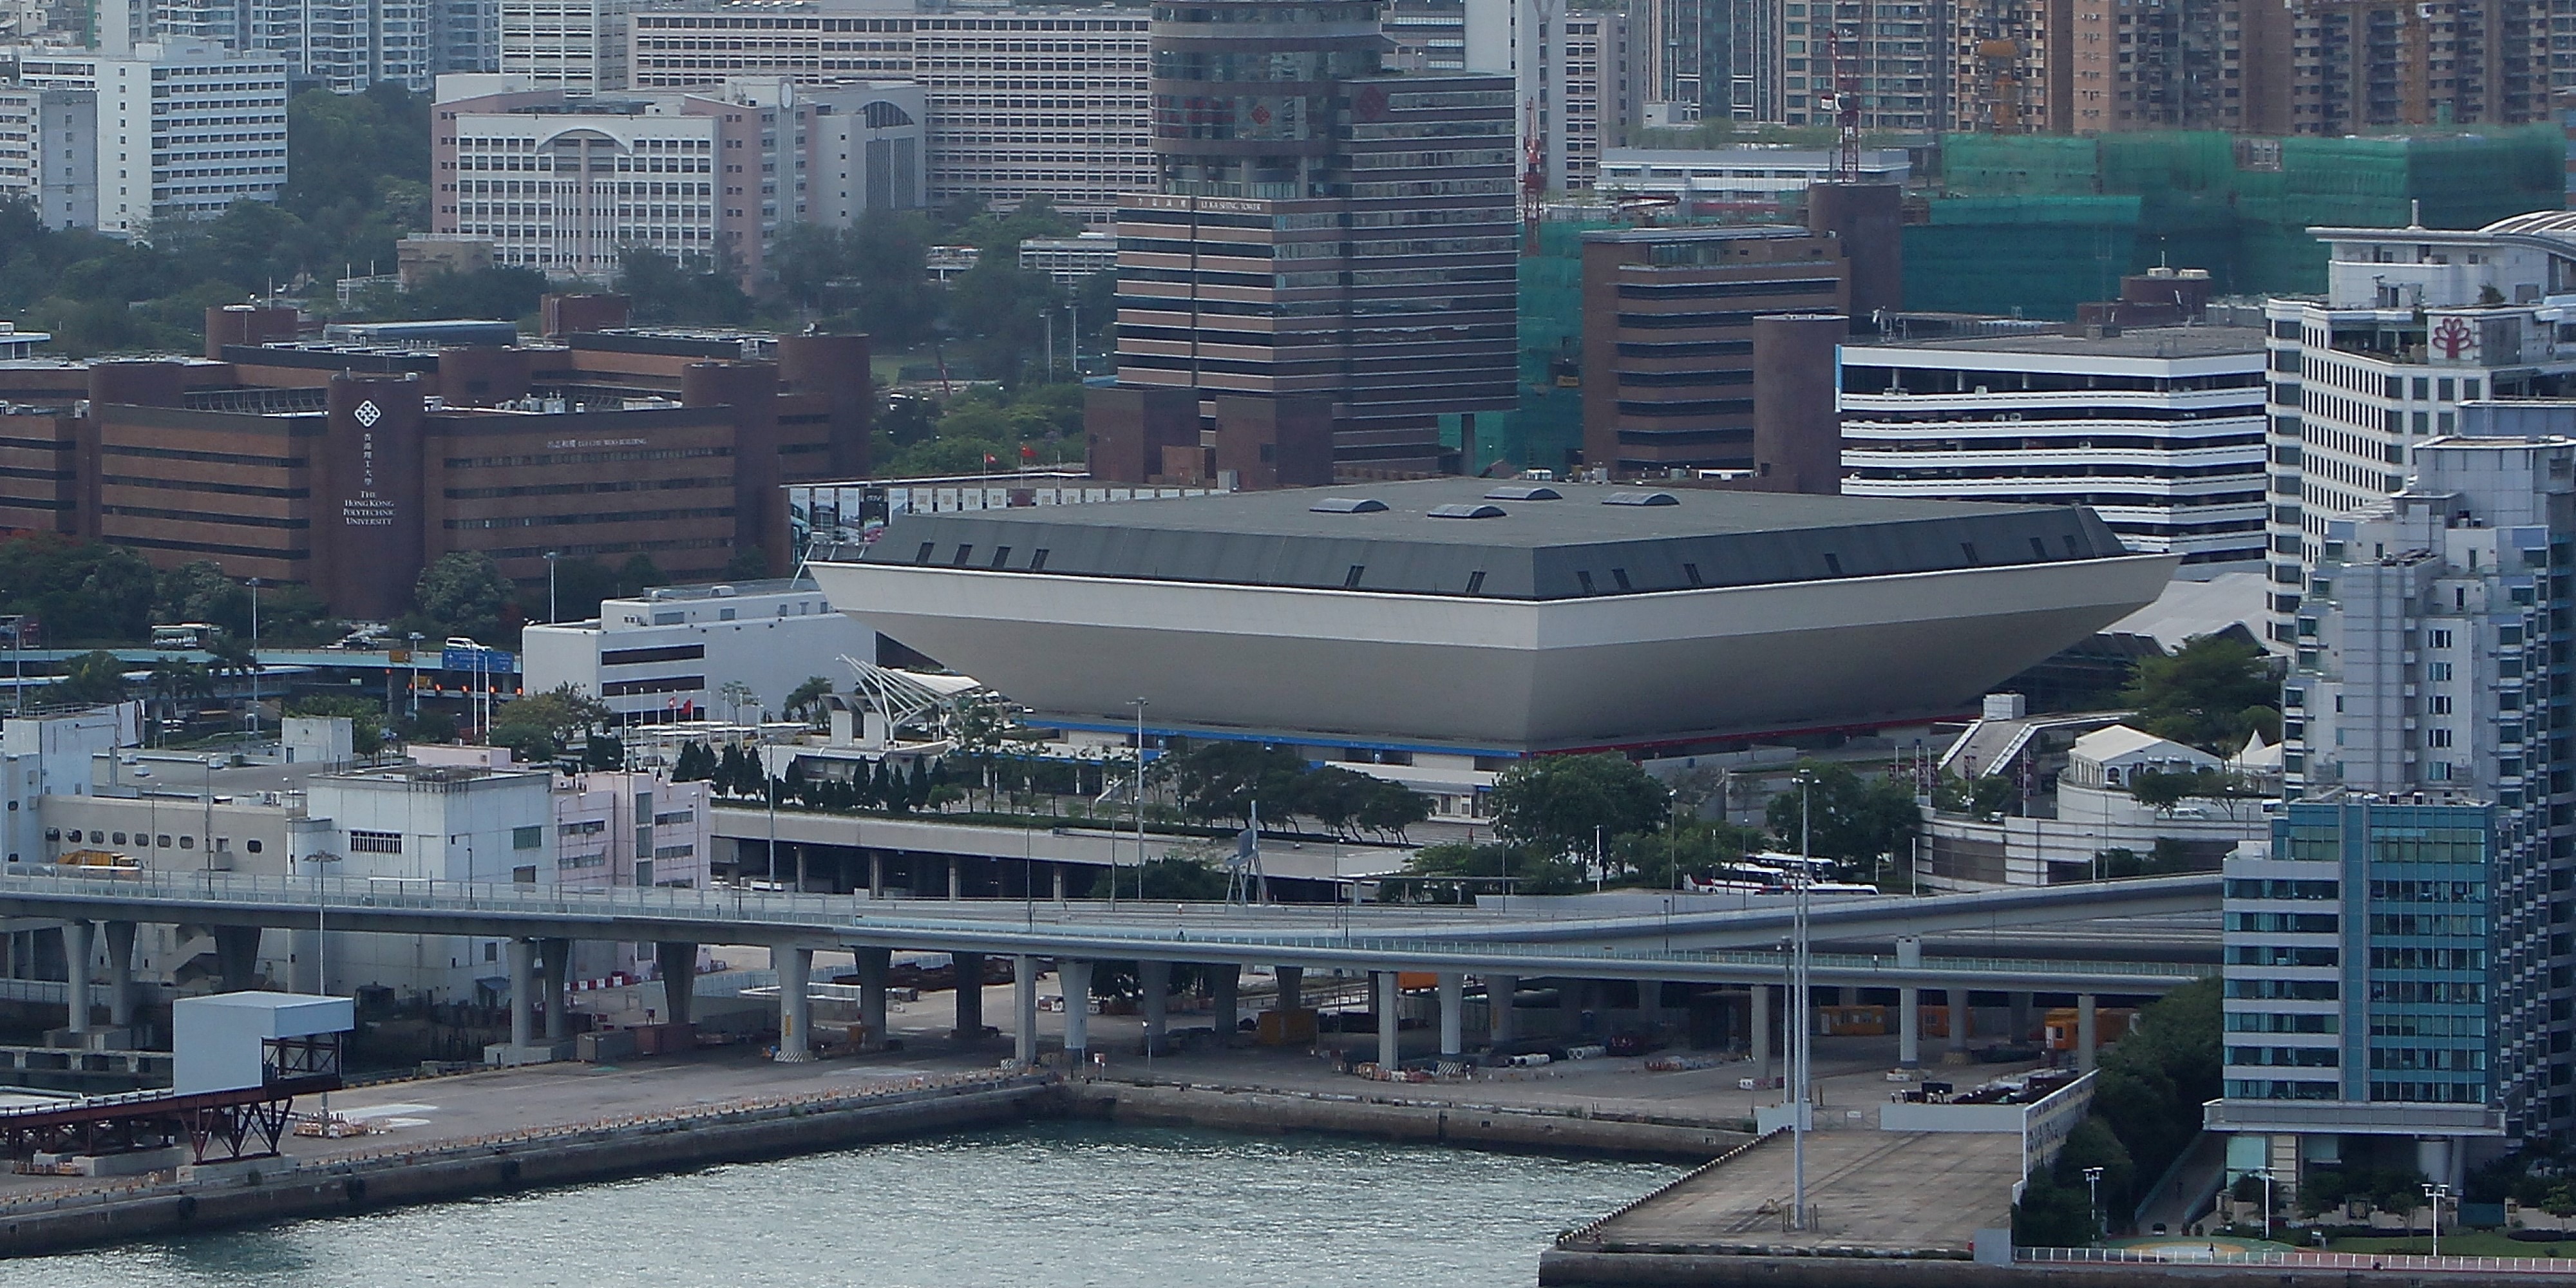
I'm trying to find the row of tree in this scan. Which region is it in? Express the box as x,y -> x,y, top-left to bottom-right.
2013,979 -> 2221,1244
671,741 -> 948,816
1159,741 -> 1432,844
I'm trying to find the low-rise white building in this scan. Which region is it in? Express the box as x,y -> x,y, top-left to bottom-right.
522,578 -> 872,726
1839,325 -> 2270,575
1593,146 -> 1910,209
9,41 -> 290,234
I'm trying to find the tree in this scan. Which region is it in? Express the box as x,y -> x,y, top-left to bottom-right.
143,658 -> 212,744
1170,741 -> 1306,828
0,533 -> 158,641
1764,762 -> 1919,870
614,554 -> 665,599
1353,778 -> 1432,843
53,650 -> 128,704
672,741 -> 717,782
1490,753 -> 1672,858
783,676 -> 835,726
724,546 -> 771,580
717,679 -> 761,724
412,551 -> 515,643
618,245 -> 752,326
2121,633 -> 2280,753
496,683 -> 614,755
1287,764 -> 1372,838
1404,840 -> 1584,897
549,556 -> 618,623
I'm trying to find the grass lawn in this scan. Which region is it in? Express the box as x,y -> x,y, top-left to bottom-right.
2327,1231 -> 2569,1257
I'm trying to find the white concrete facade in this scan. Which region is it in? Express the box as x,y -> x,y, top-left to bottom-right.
1593,146 -> 1911,205
2262,212 -> 2576,646
9,42 -> 289,234
620,1 -> 1151,222
522,578 -> 871,724
809,551 -> 2179,750
1840,328 -> 2270,574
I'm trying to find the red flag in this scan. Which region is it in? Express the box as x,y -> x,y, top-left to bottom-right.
1020,444 -> 1037,460
984,453 -> 998,466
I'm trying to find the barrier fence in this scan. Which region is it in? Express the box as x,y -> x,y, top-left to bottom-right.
2020,1245 -> 2576,1274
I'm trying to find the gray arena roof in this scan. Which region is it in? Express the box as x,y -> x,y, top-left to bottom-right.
822,478 -> 2132,601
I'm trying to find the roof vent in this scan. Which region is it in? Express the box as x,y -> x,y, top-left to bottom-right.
1309,497 -> 1388,514
1603,491 -> 1680,507
1484,484 -> 1562,501
1427,503 -> 1508,519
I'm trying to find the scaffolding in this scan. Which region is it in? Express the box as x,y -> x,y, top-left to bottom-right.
1908,127 -> 2565,317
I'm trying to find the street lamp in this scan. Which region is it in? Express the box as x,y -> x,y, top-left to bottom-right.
2257,1168 -> 2275,1242
2083,1166 -> 2106,1238
544,551 -> 560,625
406,633 -> 424,719
2425,1182 -> 2454,1256
1789,769 -> 1814,1232
1124,696 -> 1146,909
245,577 -> 261,740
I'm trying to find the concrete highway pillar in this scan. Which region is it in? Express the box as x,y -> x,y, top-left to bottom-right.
506,938 -> 535,1051
1060,959 -> 1094,1065
1488,975 -> 1517,1048
2009,991 -> 2033,1045
1634,978 -> 1662,1028
61,920 -> 90,1035
1898,985 -> 1920,1068
867,852 -> 883,900
655,942 -> 697,1027
775,947 -> 814,1063
856,946 -> 889,1048
1947,989 -> 1971,1055
952,951 -> 985,1041
213,925 -> 261,992
1139,959 -> 1170,1055
2077,993 -> 2098,1073
103,920 -> 135,1030
1375,971 -> 1401,1071
1211,963 -> 1240,1041
1437,972 -> 1464,1063
1276,965 -> 1303,1010
1750,985 -> 1772,1084
1051,864 -> 1065,902
948,858 -> 962,901
1014,954 -> 1039,1065
541,938 -> 571,1045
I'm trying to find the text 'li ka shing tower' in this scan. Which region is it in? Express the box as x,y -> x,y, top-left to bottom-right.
1087,0 -> 1519,486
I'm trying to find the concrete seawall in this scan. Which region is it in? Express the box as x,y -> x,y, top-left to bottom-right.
1540,1250 -> 2576,1288
1070,1080 -> 1750,1164
0,1076 -> 1059,1258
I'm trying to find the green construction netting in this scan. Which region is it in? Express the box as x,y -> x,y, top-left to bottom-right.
1908,128 -> 2566,314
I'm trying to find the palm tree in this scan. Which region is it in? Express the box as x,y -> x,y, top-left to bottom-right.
144,659 -> 213,746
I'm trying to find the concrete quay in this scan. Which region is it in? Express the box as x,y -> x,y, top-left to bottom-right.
0,1059 -> 1057,1257
1070,1080 -> 1751,1164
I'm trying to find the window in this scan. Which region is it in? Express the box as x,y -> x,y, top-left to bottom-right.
1683,562 -> 1704,586
246,839 -> 263,853
513,865 -> 538,884
1576,571 -> 1596,594
951,545 -> 974,567
990,546 -> 1011,569
1344,565 -> 1365,588
1610,567 -> 1633,591
2429,629 -> 2452,649
111,832 -> 126,846
914,542 -> 934,564
1960,542 -> 1980,565
1822,553 -> 1842,576
1030,548 -> 1050,572
349,830 -> 401,854
1464,571 -> 1486,594
513,825 -> 544,850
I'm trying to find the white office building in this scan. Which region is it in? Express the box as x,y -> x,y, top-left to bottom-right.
620,0 -> 1151,222
10,42 -> 289,234
431,74 -> 923,281
1839,325 -> 2271,574
522,578 -> 873,726
498,0 -> 630,90
2262,211 -> 2576,645
1594,146 -> 1911,208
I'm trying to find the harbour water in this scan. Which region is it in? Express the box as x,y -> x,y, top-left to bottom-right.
8,1122 -> 1681,1287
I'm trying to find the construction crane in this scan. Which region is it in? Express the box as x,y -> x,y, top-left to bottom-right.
1818,10 -> 1862,181
1522,97 -> 1546,256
